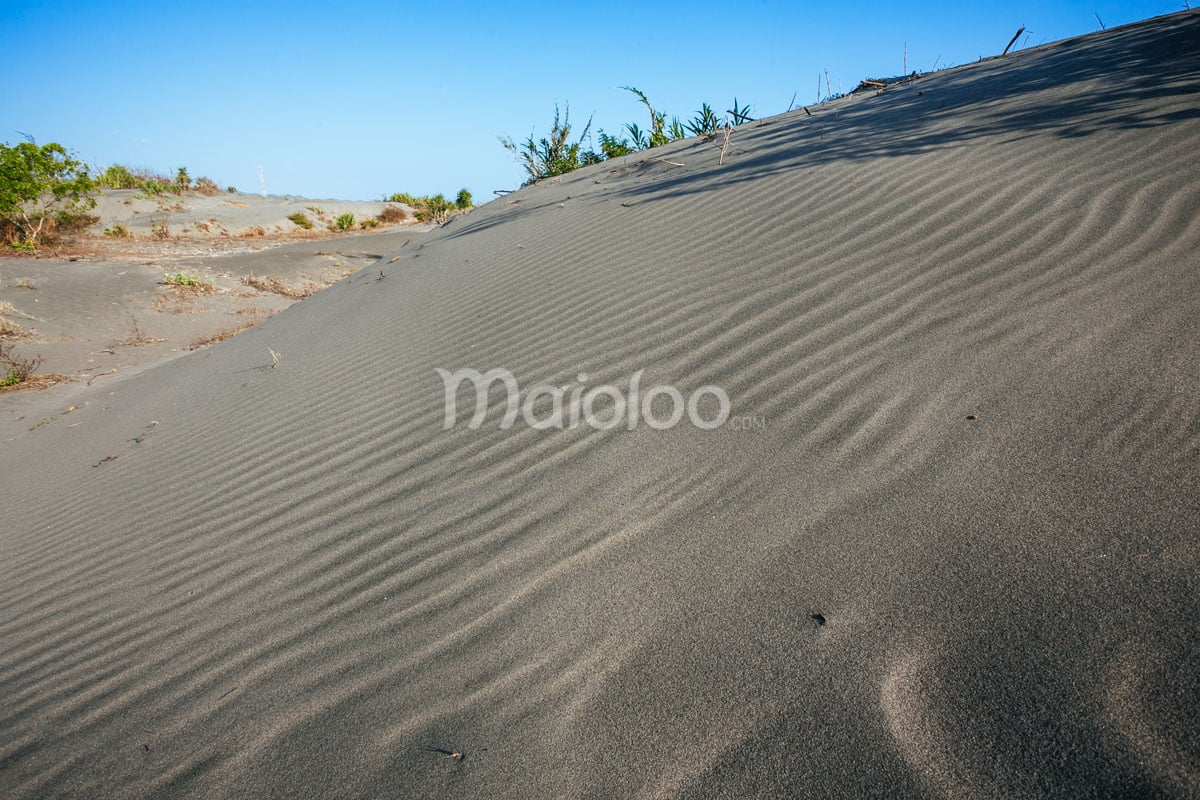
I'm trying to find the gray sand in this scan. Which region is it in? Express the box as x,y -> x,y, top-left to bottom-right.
1,11 -> 1198,799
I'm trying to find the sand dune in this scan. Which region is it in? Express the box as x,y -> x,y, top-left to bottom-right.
2,10 -> 1198,798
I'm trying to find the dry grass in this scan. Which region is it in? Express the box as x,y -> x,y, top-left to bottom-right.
15,278 -> 37,290
0,342 -> 50,390
0,302 -> 34,339
377,205 -> 409,224
0,316 -> 28,339
242,273 -> 322,299
239,226 -> 267,238
152,292 -> 208,314
230,306 -> 277,316
0,373 -> 73,393
115,318 -> 166,347
186,321 -> 257,350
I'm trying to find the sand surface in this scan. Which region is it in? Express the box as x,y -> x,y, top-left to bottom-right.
2,11 -> 1198,799
0,228 -> 429,442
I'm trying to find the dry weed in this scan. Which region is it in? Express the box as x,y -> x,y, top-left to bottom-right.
241,273 -> 321,299
116,318 -> 166,347
186,322 -> 257,349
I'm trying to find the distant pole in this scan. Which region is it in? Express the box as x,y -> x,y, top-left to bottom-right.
257,165 -> 266,197
904,42 -> 907,75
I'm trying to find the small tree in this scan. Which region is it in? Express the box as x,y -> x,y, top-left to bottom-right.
0,142 -> 95,248
455,188 -> 472,209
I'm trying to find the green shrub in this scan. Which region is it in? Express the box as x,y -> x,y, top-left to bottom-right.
139,179 -> 169,196
162,271 -> 203,286
174,167 -> 191,192
96,164 -> 139,189
226,186 -> 237,193
500,103 -> 593,185
333,212 -> 355,231
359,218 -> 380,228
0,141 -> 96,249
686,103 -> 721,136
597,131 -> 634,159
104,225 -> 130,238
414,194 -> 452,223
287,212 -> 314,229
384,193 -> 461,223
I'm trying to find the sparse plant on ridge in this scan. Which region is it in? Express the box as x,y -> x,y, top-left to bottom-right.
95,164 -> 140,189
621,86 -> 673,149
287,212 -> 314,229
500,103 -> 593,185
727,98 -> 754,124
686,103 -> 722,136
194,176 -> 221,195
333,212 -> 355,231
596,131 -> 634,159
455,188 -> 472,209
386,193 -> 460,223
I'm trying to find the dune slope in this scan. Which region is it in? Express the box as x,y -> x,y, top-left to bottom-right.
2,11 -> 1198,799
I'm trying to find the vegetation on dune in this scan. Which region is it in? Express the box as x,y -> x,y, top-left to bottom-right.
0,342 -> 42,388
500,86 -> 758,185
376,205 -> 409,224
161,271 -> 211,288
500,104 -> 597,183
95,163 -> 224,197
0,141 -> 96,249
386,190 -> 471,224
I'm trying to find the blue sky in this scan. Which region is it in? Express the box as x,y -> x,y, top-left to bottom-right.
0,0 -> 1184,201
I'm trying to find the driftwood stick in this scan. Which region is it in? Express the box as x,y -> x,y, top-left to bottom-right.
1002,26 -> 1026,56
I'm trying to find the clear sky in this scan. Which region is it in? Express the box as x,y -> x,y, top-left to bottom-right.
0,0 -> 1184,201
